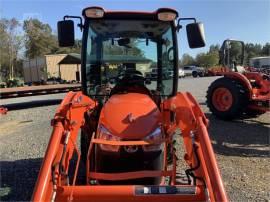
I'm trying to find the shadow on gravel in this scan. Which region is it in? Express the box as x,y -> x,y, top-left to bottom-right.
206,113 -> 269,158
2,99 -> 62,112
0,158 -> 42,201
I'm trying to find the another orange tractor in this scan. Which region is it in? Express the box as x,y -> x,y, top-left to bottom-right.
32,7 -> 227,201
207,39 -> 270,120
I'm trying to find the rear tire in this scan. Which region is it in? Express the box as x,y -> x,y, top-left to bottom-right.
206,77 -> 247,120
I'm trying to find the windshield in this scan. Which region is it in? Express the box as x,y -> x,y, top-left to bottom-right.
85,20 -> 175,98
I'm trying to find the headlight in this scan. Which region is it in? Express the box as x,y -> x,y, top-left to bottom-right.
143,127 -> 163,152
98,125 -> 120,152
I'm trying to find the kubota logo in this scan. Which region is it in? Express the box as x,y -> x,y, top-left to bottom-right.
124,145 -> 138,153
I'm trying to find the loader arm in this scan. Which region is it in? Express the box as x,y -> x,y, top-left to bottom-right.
32,91 -> 97,202
163,92 -> 228,202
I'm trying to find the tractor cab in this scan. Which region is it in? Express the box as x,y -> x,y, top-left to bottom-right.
58,7 -> 205,105
84,17 -> 176,105
219,39 -> 245,73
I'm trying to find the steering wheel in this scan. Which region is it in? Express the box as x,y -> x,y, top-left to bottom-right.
118,70 -> 145,86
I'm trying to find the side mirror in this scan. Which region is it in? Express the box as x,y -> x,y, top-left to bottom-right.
186,22 -> 205,48
167,47 -> 174,62
57,20 -> 75,47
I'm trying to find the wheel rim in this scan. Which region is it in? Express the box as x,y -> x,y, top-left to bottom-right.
212,87 -> 233,111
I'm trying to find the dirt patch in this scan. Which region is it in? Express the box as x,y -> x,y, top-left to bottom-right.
0,120 -> 33,137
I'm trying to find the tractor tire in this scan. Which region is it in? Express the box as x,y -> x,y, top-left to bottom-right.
206,77 -> 247,120
192,71 -> 198,78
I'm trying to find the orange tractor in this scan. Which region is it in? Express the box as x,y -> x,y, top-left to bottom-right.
207,39 -> 270,120
32,7 -> 227,201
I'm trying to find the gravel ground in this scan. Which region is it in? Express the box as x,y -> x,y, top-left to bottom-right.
0,76 -> 269,201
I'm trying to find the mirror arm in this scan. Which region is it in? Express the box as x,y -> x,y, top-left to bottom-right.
63,15 -> 83,31
176,17 -> 197,32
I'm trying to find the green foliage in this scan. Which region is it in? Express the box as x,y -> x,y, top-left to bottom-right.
103,39 -> 144,57
181,41 -> 269,68
244,43 -> 263,65
6,77 -> 24,87
209,44 -> 220,53
23,19 -> 58,58
224,41 -> 244,66
54,39 -> 82,54
196,52 -> 219,68
0,18 -> 23,81
23,18 -> 81,58
261,43 -> 270,56
179,53 -> 195,66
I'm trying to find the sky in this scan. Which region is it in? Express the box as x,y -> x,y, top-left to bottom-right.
1,0 -> 270,58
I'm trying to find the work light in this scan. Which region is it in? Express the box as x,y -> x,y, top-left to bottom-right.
84,7 -> 104,18
158,12 -> 177,21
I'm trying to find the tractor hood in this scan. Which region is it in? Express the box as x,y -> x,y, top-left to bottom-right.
99,93 -> 161,139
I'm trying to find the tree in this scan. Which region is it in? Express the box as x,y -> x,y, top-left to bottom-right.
261,43 -> 270,56
209,44 -> 220,54
179,53 -> 195,66
0,18 -> 23,81
196,52 -> 219,68
227,41 -> 244,65
244,43 -> 262,65
23,18 -> 58,58
54,39 -> 82,54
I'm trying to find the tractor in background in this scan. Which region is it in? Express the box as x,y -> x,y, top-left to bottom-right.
32,7 -> 227,202
206,39 -> 270,120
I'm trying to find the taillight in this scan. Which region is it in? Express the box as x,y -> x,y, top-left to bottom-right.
143,127 -> 163,152
98,125 -> 120,152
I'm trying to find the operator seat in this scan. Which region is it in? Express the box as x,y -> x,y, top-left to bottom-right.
110,63 -> 150,96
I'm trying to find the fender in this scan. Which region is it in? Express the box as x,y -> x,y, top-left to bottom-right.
243,72 -> 270,94
223,72 -> 253,98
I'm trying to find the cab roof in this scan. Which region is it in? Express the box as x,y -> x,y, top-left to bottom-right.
82,7 -> 178,20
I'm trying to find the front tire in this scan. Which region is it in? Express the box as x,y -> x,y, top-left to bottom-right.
206,77 -> 247,120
